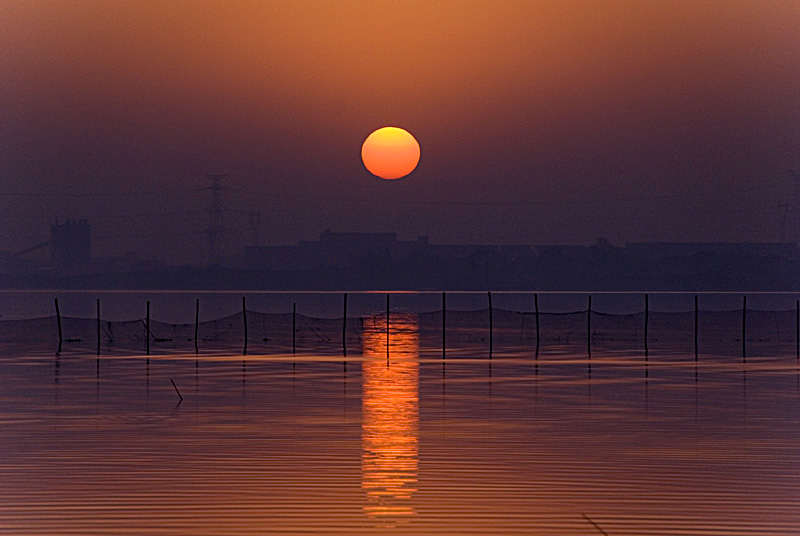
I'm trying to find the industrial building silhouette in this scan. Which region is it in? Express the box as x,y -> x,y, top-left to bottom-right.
2,225 -> 799,290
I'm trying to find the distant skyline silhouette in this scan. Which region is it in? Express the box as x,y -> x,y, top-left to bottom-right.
1,2 -> 798,265
3,227 -> 798,291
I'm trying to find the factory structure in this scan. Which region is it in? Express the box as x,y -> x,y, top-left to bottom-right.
0,220 -> 92,275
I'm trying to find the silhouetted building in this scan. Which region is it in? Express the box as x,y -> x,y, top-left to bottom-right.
51,219 -> 91,271
624,242 -> 799,261
245,231 -> 433,270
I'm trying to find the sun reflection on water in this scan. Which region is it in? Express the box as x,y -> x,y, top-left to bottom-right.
361,313 -> 419,527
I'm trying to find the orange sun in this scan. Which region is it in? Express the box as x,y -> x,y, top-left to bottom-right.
361,127 -> 420,180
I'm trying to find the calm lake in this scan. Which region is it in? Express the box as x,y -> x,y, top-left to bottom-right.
1,292 -> 799,534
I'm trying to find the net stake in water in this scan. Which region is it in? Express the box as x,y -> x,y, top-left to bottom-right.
442,291 -> 446,358
694,295 -> 699,357
581,513 -> 610,536
96,298 -> 101,355
292,302 -> 296,355
194,298 -> 199,353
742,295 -> 747,359
54,298 -> 62,351
171,378 -> 183,401
386,294 -> 390,359
342,293 -> 347,355
534,293 -> 540,353
644,293 -> 649,356
587,294 -> 592,356
242,296 -> 248,355
488,291 -> 493,357
146,300 -> 150,355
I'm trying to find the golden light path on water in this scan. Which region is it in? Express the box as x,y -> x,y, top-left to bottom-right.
360,313 -> 419,525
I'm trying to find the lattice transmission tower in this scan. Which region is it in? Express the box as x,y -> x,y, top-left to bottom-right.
203,174 -> 228,265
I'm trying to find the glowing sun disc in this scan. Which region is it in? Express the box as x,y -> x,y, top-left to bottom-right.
361,127 -> 420,180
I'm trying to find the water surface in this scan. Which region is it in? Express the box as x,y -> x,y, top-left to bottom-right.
1,313 -> 799,535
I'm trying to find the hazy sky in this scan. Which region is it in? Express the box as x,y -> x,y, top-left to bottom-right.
1,0 -> 799,263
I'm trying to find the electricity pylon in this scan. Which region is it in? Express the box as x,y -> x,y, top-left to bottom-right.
203,174 -> 227,265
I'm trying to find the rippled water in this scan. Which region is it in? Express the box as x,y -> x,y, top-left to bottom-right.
1,314 -> 799,535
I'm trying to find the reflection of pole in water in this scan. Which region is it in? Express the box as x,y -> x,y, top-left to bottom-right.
53,353 -> 60,407
362,314 -> 419,526
695,362 -> 699,421
96,353 -> 100,412
146,356 -> 150,410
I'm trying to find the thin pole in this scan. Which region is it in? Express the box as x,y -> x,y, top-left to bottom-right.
292,302 -> 297,355
534,293 -> 540,352
386,294 -> 390,358
581,513 -> 610,536
644,293 -> 649,356
796,300 -> 799,359
194,298 -> 199,353
694,295 -> 699,357
442,291 -> 446,358
587,294 -> 592,355
146,300 -> 150,355
742,295 -> 747,359
342,293 -> 347,355
96,298 -> 101,355
488,291 -> 493,357
54,298 -> 62,351
242,296 -> 248,355
171,378 -> 183,401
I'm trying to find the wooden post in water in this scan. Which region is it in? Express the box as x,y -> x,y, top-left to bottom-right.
488,291 -> 493,357
644,293 -> 649,356
587,295 -> 592,355
534,293 -> 540,352
342,293 -> 348,355
796,300 -> 799,359
386,294 -> 390,358
292,302 -> 297,355
442,292 -> 446,358
54,298 -> 62,351
96,298 -> 101,355
742,295 -> 747,359
694,295 -> 699,358
194,298 -> 199,353
242,296 -> 248,355
146,300 -> 150,355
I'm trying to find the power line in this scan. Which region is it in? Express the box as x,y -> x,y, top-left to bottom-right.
0,177 -> 789,206
228,181 -> 789,207
0,188 -> 202,198
0,209 -> 206,221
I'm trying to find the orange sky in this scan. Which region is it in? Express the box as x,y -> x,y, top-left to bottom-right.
1,1 -> 799,260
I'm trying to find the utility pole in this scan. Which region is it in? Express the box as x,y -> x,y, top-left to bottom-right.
203,174 -> 227,265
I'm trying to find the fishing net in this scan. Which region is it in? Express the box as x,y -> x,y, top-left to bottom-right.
1,305 -> 796,357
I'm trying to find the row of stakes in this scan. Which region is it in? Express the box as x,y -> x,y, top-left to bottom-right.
53,293 -> 800,359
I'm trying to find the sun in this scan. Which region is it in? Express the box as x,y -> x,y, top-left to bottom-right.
361,127 -> 420,180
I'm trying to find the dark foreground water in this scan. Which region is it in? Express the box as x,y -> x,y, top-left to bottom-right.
1,314 -> 799,535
